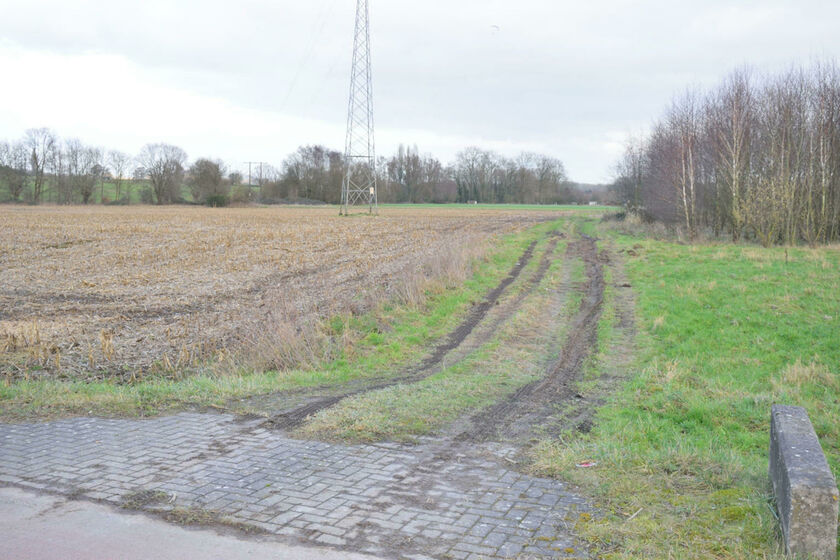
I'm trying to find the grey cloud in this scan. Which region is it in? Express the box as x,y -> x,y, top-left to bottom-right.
2,0 -> 840,181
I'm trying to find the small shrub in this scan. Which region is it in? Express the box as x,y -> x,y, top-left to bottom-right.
205,194 -> 229,207
601,211 -> 627,222
139,187 -> 154,204
230,185 -> 252,204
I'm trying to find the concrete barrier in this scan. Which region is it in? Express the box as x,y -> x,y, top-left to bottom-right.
769,405 -> 839,560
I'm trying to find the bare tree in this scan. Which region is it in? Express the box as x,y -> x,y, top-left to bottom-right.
279,145 -> 343,203
454,148 -> 497,202
136,143 -> 187,204
107,150 -> 131,203
387,145 -> 423,203
535,155 -> 569,204
614,60 -> 840,245
668,91 -> 702,239
613,136 -> 646,211
25,128 -> 56,204
65,139 -> 102,204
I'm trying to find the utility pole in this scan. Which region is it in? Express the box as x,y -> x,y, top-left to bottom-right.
246,162 -> 257,187
245,161 -> 266,201
340,0 -> 377,215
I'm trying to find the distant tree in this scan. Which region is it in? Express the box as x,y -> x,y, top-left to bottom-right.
535,155 -> 569,204
454,148 -> 515,203
229,171 -> 243,186
0,141 -> 28,201
454,147 -> 486,202
136,143 -> 187,204
48,142 -> 68,204
93,161 -> 107,203
387,145 -> 423,203
613,61 -> 840,244
188,158 -> 228,204
613,136 -> 646,211
25,128 -> 56,204
66,139 -> 102,204
280,145 -> 343,202
422,157 -> 451,203
0,142 -> 12,200
107,150 -> 131,202
64,139 -> 83,203
10,143 -> 29,201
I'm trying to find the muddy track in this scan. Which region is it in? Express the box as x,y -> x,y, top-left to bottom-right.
267,235 -> 561,430
409,237 -> 543,373
556,241 -> 637,438
457,234 -> 606,443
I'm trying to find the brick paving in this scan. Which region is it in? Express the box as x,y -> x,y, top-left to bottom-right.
0,413 -> 589,559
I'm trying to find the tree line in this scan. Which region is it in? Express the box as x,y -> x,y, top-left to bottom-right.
614,61 -> 840,245
262,144 -> 574,205
0,131 -> 595,206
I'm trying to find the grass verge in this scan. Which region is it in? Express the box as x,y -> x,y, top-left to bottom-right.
530,221 -> 840,559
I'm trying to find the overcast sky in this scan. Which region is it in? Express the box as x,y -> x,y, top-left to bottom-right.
2,0 -> 840,183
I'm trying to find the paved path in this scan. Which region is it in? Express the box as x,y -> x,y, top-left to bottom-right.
0,486 -> 382,560
0,413 -> 589,559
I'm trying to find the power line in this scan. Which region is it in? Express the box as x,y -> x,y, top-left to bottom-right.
279,0 -> 339,113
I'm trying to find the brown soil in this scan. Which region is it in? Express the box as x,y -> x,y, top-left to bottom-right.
2,206 -> 559,380
456,234 -> 606,443
550,239 -> 637,438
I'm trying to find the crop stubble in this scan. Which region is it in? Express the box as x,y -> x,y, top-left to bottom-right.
0,205 -> 561,379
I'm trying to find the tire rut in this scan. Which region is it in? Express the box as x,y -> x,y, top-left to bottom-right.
556,240 -> 637,438
457,234 -> 606,443
267,235 -> 560,431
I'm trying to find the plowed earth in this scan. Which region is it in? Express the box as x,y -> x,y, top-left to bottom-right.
0,206 -> 564,380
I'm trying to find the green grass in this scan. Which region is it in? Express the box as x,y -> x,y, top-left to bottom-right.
0,179 -> 155,204
531,224 -> 840,559
298,233 -> 571,442
6,209 -> 834,557
0,178 -> 617,211
379,203 -> 619,212
0,220 -> 562,419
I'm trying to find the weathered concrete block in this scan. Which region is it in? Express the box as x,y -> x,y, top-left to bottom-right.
770,405 -> 839,560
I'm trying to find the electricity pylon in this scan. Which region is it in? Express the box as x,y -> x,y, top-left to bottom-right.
340,0 -> 377,215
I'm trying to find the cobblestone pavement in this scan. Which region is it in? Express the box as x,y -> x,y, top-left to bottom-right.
0,413 -> 590,559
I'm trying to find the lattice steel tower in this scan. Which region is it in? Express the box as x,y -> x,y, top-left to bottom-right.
340,0 -> 377,215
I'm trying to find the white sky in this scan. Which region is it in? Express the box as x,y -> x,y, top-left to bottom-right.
1,0 -> 839,183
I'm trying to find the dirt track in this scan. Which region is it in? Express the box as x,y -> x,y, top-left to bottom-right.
266,230 -> 607,445
457,234 -> 605,442
267,234 -> 563,430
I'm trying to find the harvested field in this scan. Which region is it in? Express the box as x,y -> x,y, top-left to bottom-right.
0,205 -> 565,380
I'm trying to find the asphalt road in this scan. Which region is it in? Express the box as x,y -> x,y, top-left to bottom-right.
0,486 -> 382,560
